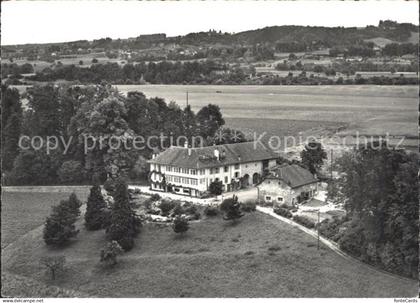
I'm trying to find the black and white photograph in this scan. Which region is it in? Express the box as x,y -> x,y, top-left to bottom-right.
1,0 -> 419,300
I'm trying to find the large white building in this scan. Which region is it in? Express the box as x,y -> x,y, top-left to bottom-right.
148,142 -> 279,197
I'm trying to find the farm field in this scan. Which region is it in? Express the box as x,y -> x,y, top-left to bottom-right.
1,189 -> 90,249
2,211 -> 416,297
116,85 -> 418,139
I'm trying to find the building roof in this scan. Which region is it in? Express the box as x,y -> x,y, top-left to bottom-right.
265,164 -> 318,188
148,141 -> 279,169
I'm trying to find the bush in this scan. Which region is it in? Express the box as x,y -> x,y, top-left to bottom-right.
117,236 -> 135,251
240,200 -> 256,212
100,241 -> 124,266
292,215 -> 315,229
172,216 -> 189,234
338,221 -> 364,258
209,180 -> 223,196
171,204 -> 185,217
204,206 -> 219,217
318,217 -> 346,242
220,195 -> 243,222
150,193 -> 161,202
185,204 -> 201,220
159,199 -> 177,216
274,207 -> 293,218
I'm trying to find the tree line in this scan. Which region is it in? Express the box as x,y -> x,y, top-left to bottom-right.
324,143 -> 418,278
1,84 -> 246,186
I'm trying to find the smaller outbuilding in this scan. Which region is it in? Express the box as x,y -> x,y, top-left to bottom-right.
258,164 -> 319,207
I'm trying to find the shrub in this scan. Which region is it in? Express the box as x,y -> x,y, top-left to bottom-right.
173,216 -> 189,235
220,195 -> 243,222
100,241 -> 124,266
159,199 -> 177,216
171,204 -> 185,217
185,205 -> 201,220
39,256 -> 66,280
209,180 -> 223,196
338,221 -> 364,258
240,200 -> 256,212
150,193 -> 161,202
292,215 -> 315,229
204,206 -> 219,217
274,207 -> 293,218
318,217 -> 346,242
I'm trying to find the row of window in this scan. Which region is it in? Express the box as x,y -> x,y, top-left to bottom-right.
165,164 -> 241,175
166,175 -> 199,185
265,196 -> 284,202
166,166 -> 205,175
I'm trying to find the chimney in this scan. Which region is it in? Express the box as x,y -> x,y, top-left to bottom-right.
214,149 -> 220,160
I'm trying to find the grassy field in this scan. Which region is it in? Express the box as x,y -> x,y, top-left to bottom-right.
116,85 -> 418,139
2,210 -> 416,297
1,189 -> 90,249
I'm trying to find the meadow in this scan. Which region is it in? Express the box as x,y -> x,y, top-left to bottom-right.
1,189 -> 90,249
2,211 -> 416,297
116,85 -> 418,140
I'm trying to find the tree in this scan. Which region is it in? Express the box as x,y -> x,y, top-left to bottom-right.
43,199 -> 79,246
220,195 -> 243,222
25,85 -> 62,136
209,180 -> 223,196
196,104 -> 225,139
106,179 -> 141,251
40,256 -> 66,280
100,241 -> 123,266
67,192 -> 82,217
8,148 -> 63,185
85,184 -> 108,230
300,141 -> 327,175
334,144 -> 418,278
172,215 -> 189,235
58,160 -> 85,184
1,85 -> 22,171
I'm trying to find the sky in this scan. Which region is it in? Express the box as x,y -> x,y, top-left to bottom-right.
2,0 -> 419,45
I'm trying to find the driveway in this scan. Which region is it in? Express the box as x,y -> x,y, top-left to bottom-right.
129,185 -> 258,204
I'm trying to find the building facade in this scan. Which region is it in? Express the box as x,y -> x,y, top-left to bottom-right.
148,142 -> 279,197
258,164 -> 319,207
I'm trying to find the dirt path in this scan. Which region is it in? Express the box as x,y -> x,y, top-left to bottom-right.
257,206 -> 416,283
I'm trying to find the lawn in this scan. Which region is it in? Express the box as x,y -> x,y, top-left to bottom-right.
1,189 -> 90,249
2,211 -> 416,297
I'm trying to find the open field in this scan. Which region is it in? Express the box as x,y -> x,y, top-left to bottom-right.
116,84 -> 418,139
1,189 -> 90,249
2,211 -> 416,297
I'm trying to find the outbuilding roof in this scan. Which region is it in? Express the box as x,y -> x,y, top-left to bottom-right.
265,164 -> 318,188
148,141 -> 279,169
